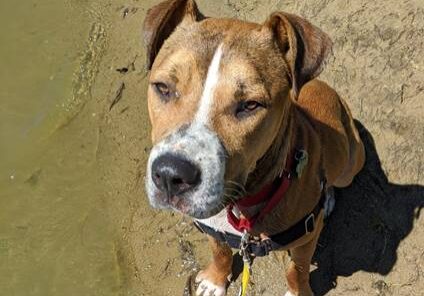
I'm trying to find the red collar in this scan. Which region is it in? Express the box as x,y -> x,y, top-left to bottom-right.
227,152 -> 295,232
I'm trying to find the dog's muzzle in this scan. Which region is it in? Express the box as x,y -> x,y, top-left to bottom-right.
146,124 -> 226,219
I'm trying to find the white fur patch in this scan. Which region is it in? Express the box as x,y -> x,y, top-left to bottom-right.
194,44 -> 223,125
195,274 -> 226,296
197,208 -> 242,236
284,291 -> 295,296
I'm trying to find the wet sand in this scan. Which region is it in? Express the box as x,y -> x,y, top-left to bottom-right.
0,1 -> 122,295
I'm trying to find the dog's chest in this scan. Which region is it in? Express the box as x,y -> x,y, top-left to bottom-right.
196,209 -> 242,235
197,203 -> 267,235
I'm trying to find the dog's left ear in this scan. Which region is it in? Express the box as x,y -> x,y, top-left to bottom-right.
143,0 -> 204,70
264,12 -> 332,99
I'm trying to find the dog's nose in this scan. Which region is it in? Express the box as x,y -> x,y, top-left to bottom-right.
151,154 -> 201,197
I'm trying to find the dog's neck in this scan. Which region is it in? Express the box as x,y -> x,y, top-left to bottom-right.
245,103 -> 296,194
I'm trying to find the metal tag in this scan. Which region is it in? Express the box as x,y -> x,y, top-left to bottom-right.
295,150 -> 308,178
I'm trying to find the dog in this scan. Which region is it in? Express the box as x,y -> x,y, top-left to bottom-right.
143,0 -> 365,295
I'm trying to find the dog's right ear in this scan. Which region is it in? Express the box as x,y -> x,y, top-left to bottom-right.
264,12 -> 332,99
143,0 -> 203,70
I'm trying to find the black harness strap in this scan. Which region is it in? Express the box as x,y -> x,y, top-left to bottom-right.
194,191 -> 326,257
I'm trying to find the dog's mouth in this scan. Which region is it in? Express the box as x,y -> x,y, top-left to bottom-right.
145,124 -> 227,219
149,178 -> 247,219
150,190 -> 226,219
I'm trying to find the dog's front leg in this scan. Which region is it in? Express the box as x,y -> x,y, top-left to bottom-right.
196,235 -> 232,296
284,214 -> 324,296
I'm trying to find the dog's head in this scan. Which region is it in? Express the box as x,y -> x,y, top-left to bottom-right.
143,0 -> 332,219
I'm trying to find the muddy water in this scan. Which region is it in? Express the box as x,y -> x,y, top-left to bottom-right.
0,1 -> 124,295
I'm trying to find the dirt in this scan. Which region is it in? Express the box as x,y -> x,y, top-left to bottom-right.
89,0 -> 423,295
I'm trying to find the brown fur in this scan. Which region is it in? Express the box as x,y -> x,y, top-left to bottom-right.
143,0 -> 365,294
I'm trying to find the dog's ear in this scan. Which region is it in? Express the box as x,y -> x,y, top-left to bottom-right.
143,0 -> 203,70
264,12 -> 332,99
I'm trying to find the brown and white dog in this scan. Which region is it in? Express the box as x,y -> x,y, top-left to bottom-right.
143,0 -> 365,295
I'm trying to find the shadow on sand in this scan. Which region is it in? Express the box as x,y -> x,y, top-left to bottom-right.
311,121 -> 424,295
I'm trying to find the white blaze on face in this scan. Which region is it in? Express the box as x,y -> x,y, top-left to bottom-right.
146,44 -> 227,219
194,44 -> 223,125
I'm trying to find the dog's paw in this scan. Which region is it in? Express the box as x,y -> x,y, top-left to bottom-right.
195,272 -> 226,296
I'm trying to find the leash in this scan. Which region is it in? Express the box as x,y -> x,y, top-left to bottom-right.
232,150 -> 303,296
238,230 -> 252,296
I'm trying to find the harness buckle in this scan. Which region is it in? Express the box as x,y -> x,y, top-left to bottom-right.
238,230 -> 253,296
305,213 -> 315,233
239,231 -> 252,263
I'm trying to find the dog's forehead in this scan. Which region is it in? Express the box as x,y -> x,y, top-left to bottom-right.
152,17 -> 280,87
189,17 -> 263,52
160,18 -> 267,65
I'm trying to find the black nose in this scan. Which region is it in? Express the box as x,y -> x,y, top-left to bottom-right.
151,154 -> 201,198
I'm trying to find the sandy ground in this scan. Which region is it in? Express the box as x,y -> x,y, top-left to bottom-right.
90,0 -> 424,295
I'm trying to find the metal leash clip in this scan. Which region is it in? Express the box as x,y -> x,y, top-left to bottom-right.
239,231 -> 251,261
238,230 -> 252,296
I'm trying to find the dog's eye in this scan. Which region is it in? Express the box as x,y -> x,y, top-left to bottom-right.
236,100 -> 264,118
152,82 -> 173,101
243,101 -> 261,111
154,82 -> 170,96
